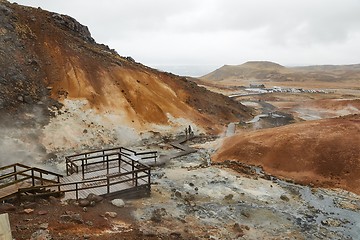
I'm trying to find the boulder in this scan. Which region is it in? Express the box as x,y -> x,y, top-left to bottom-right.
111,199 -> 125,208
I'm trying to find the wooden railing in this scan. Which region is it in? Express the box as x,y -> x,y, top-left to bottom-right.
1,147 -> 154,201
0,163 -> 63,200
65,147 -> 157,177
16,160 -> 151,200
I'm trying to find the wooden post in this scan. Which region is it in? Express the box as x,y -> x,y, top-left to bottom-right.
107,177 -> 110,194
135,172 -> 138,187
31,169 -> 35,186
40,172 -> 43,186
118,154 -> 121,173
76,183 -> 78,200
106,155 -> 109,175
66,160 -> 69,176
13,165 -> 17,181
132,160 -> 135,185
82,160 -> 85,180
0,213 -> 13,240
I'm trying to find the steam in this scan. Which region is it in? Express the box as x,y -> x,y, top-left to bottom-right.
0,128 -> 46,167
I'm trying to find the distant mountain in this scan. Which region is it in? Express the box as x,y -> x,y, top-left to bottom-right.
201,61 -> 360,83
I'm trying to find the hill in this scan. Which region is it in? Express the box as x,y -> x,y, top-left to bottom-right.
212,115 -> 360,194
202,61 -> 287,81
0,1 -> 251,158
200,61 -> 360,88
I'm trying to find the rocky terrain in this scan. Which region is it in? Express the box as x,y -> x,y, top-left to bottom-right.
0,0 -> 251,165
1,1 -> 360,240
2,139 -> 360,239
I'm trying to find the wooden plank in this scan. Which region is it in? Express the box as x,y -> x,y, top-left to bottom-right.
0,213 -> 13,240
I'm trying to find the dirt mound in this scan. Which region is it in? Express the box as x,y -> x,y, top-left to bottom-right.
212,115 -> 360,194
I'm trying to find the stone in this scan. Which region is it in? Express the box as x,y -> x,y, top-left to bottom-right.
24,95 -> 32,104
86,193 -> 103,203
105,212 -> 117,218
60,215 -> 72,222
321,218 -> 342,227
85,221 -> 93,226
150,208 -> 167,223
24,208 -> 34,214
280,194 -> 290,202
241,210 -> 250,218
37,211 -> 48,215
30,229 -> 52,240
111,199 -> 125,208
17,95 -> 24,102
224,194 -> 234,200
70,214 -> 84,224
78,199 -> 90,207
60,213 -> 83,224
174,191 -> 182,198
39,223 -> 48,229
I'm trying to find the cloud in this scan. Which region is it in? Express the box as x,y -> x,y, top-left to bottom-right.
9,0 -> 360,74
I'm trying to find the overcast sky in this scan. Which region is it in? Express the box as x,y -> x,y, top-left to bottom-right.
10,0 -> 360,76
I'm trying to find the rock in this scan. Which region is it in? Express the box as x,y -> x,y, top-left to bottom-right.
170,232 -> 182,238
60,215 -> 72,222
0,203 -> 16,212
224,194 -> 234,200
85,221 -> 93,226
126,56 -> 135,62
24,208 -> 34,214
105,212 -> 117,218
174,190 -> 182,198
150,208 -> 167,223
39,223 -> 48,230
78,199 -> 90,207
17,95 -> 24,102
86,193 -> 104,203
83,207 -> 88,212
83,234 -> 90,239
280,194 -> 290,202
24,95 -> 32,104
48,196 -> 60,205
111,199 -> 125,208
70,214 -> 84,224
37,211 -> 48,215
241,210 -> 250,218
30,229 -> 52,240
60,214 -> 84,224
321,218 -> 342,227
89,201 -> 96,207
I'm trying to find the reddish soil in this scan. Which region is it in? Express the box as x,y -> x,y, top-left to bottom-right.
212,115 -> 360,194
1,198 -> 164,240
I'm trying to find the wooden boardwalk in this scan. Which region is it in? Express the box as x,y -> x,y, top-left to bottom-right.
140,135 -> 197,166
0,147 -> 154,201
